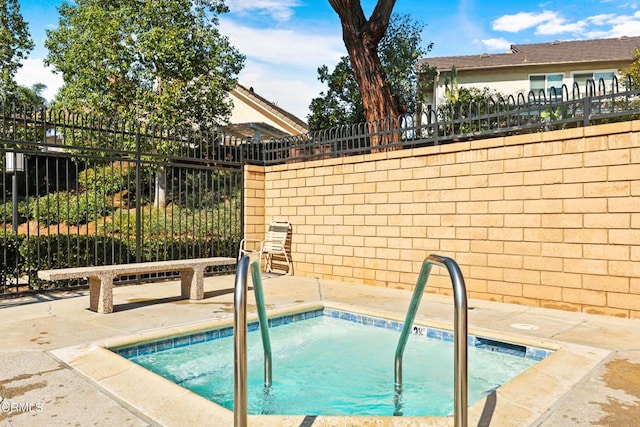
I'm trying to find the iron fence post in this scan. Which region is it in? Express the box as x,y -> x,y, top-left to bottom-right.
583,97 -> 590,127
135,128 -> 142,264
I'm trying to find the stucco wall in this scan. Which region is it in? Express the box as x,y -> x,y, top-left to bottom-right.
243,121 -> 640,318
428,62 -> 627,108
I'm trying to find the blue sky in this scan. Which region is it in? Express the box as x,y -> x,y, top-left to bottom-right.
15,0 -> 640,120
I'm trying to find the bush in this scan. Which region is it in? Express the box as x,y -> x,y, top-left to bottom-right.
0,201 -> 13,224
19,234 -> 135,288
103,203 -> 241,239
24,162 -> 138,226
25,191 -> 112,226
139,236 -> 241,262
0,233 -> 24,283
15,233 -> 238,290
78,162 -> 135,194
0,199 -> 29,225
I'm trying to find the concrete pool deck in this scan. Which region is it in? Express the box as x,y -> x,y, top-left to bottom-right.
0,273 -> 639,426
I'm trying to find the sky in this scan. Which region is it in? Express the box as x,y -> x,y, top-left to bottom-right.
15,0 -> 640,122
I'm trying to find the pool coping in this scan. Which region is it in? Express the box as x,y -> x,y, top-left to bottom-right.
49,301 -> 612,426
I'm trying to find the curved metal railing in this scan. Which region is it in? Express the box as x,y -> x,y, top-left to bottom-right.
250,260 -> 273,389
393,254 -> 468,426
233,256 -> 249,427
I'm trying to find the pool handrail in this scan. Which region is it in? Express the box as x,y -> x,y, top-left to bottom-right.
394,254 -> 468,427
250,261 -> 273,389
233,256 -> 249,427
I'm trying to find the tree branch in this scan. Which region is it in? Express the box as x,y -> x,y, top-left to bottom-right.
368,0 -> 396,42
328,0 -> 366,35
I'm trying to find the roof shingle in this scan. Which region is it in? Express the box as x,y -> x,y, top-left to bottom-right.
419,36 -> 640,71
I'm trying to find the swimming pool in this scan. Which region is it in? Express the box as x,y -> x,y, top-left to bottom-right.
51,299 -> 611,426
114,306 -> 552,417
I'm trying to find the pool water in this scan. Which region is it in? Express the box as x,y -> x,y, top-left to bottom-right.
127,315 -> 543,417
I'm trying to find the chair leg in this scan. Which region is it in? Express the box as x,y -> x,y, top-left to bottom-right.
264,253 -> 271,273
283,251 -> 291,275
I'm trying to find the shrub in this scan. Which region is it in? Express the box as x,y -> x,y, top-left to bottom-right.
19,234 -> 135,288
25,191 -> 112,226
0,232 -> 23,283
78,162 -> 136,194
0,201 -> 13,224
139,236 -> 241,262
0,199 -> 29,225
103,203 -> 241,239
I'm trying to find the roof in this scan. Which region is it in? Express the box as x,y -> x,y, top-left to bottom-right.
228,84 -> 309,136
222,122 -> 293,140
419,36 -> 640,72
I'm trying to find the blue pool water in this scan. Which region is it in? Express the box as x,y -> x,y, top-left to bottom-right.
120,309 -> 551,417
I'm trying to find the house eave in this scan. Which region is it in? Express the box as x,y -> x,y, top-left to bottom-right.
421,59 -> 628,74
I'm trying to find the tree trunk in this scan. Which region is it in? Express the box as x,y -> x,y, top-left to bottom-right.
153,75 -> 167,209
329,0 -> 400,145
154,166 -> 166,209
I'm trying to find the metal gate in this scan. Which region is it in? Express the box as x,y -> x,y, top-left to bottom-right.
1,107 -> 244,295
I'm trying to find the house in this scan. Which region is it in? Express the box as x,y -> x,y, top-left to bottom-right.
418,35 -> 640,110
224,84 -> 309,142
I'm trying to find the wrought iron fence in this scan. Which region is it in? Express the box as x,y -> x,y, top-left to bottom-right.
1,106 -> 245,295
248,76 -> 640,165
2,76 -> 639,296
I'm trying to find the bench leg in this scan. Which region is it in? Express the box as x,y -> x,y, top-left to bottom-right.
89,275 -> 114,314
181,268 -> 205,300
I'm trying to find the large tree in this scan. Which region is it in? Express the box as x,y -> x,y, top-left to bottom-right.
45,0 -> 244,208
0,0 -> 34,104
308,13 -> 431,130
328,0 -> 398,134
45,0 -> 244,130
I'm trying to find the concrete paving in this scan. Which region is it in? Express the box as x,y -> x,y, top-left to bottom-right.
0,273 -> 638,426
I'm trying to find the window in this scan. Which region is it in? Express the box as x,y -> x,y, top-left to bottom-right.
572,71 -> 615,96
529,74 -> 564,100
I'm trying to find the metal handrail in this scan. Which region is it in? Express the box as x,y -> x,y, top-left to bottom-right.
250,260 -> 273,389
394,254 -> 468,427
233,256 -> 249,427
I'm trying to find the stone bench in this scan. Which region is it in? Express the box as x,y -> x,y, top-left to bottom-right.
38,257 -> 237,314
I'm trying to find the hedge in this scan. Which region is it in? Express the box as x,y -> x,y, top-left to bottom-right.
5,234 -> 238,290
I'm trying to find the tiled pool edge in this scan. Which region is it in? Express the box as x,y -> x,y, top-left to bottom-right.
113,304 -> 553,362
49,301 -> 612,427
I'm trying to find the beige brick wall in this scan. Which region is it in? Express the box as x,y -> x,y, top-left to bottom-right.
246,120 -> 640,318
241,165 -> 266,253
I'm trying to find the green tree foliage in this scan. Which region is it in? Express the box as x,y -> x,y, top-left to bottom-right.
308,13 -> 432,130
623,48 -> 640,89
0,0 -> 34,104
44,0 -> 245,130
13,83 -> 47,107
438,86 -> 510,134
308,58 -> 364,130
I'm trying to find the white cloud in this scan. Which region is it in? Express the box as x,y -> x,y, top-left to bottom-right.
492,9 -> 640,39
492,11 -> 559,33
219,18 -> 344,120
604,13 -> 640,36
587,14 -> 618,26
535,17 -> 586,35
14,58 -> 63,102
480,37 -> 512,51
237,61 -> 323,120
220,18 -> 343,69
225,0 -> 301,22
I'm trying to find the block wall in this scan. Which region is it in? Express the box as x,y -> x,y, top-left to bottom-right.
245,121 -> 640,318
242,165 -> 266,251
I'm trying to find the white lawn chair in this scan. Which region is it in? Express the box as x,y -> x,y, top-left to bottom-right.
238,220 -> 291,274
